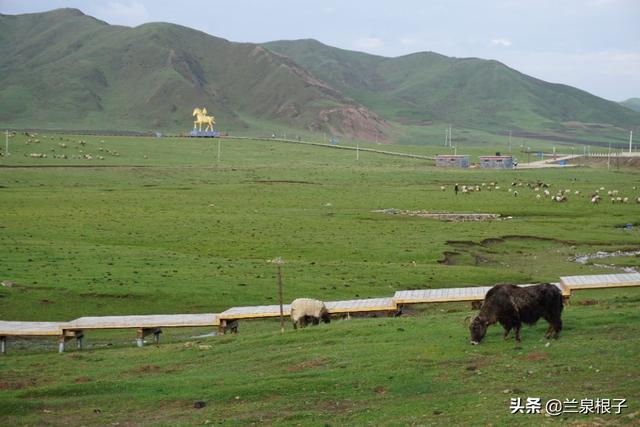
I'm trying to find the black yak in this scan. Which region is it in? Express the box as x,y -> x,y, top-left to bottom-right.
469,283 -> 563,344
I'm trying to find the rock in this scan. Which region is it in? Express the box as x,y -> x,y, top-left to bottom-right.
193,401 -> 206,409
1,280 -> 13,288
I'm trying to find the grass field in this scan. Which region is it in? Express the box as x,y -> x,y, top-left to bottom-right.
1,133 -> 639,425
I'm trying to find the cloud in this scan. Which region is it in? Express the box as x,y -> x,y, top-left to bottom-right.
95,1 -> 150,27
399,37 -> 418,45
354,37 -> 383,50
491,38 -> 512,47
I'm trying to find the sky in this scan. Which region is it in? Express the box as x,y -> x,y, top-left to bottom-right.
1,0 -> 639,101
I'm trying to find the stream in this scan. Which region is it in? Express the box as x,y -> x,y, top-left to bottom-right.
571,250 -> 640,273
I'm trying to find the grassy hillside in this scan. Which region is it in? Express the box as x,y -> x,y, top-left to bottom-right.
1,9 -> 638,147
620,98 -> 640,112
1,293 -> 639,426
0,9 -> 388,140
264,40 -> 640,134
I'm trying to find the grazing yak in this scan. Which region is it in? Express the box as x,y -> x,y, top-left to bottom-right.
469,283 -> 563,344
290,298 -> 331,329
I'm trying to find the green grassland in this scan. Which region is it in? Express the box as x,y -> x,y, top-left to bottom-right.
1,134 -> 639,425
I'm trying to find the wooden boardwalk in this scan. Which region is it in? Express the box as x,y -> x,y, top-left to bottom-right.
560,273 -> 640,290
394,283 -> 569,305
0,321 -> 65,336
394,286 -> 492,304
326,297 -> 397,314
218,298 -> 398,322
1,274 -> 638,354
0,321 -> 69,354
219,305 -> 292,320
67,314 -> 220,330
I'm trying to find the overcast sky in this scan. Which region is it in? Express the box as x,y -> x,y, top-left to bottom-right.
2,0 -> 638,101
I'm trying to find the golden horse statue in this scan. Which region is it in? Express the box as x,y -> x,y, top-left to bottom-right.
192,107 -> 216,132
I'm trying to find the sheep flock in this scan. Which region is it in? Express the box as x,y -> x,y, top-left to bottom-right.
439,180 -> 640,204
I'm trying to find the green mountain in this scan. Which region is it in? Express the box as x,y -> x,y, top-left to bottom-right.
263,39 -> 640,132
0,9 -> 389,139
620,98 -> 640,112
1,9 -> 637,141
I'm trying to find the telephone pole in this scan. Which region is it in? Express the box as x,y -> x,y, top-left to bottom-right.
270,257 -> 286,334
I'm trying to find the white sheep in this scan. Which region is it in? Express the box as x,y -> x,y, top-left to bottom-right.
290,298 -> 331,329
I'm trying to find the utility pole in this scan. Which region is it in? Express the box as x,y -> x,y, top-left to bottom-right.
270,257 -> 286,334
4,130 -> 8,156
356,143 -> 359,160
449,125 -> 452,148
630,130 -> 634,154
508,130 -> 512,153
607,142 -> 611,170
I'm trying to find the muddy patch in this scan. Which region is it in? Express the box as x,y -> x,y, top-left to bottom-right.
576,298 -> 599,306
286,358 -> 326,373
79,292 -> 138,299
523,352 -> 550,362
440,234 -> 640,273
439,235 -> 586,269
252,180 -> 320,185
374,208 -> 506,222
129,365 -> 163,376
0,378 -> 38,390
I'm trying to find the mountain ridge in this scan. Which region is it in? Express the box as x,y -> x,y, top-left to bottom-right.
263,39 -> 639,133
620,98 -> 640,112
1,8 -> 638,142
0,9 -> 390,141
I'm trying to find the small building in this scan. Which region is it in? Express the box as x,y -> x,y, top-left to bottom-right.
479,155 -> 514,169
435,154 -> 470,168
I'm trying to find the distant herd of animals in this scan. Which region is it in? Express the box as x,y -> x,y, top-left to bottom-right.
291,282 -> 564,346
442,180 -> 640,204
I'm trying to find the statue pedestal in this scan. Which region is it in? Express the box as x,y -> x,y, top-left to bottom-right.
190,130 -> 220,137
